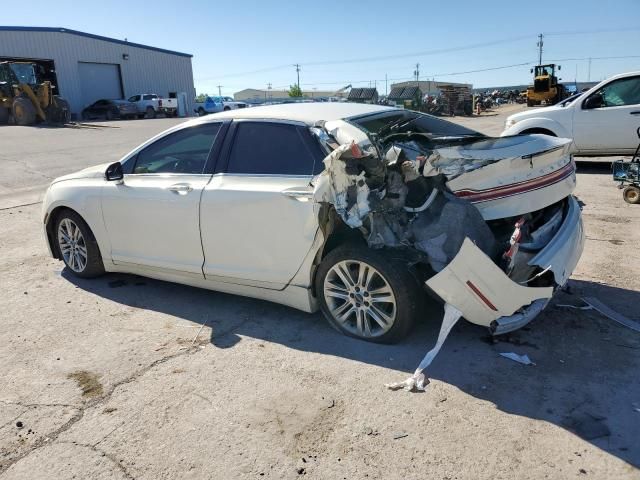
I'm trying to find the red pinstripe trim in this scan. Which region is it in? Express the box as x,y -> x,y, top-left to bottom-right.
466,281 -> 498,311
454,161 -> 575,203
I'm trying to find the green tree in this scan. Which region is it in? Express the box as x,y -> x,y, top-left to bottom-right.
288,84 -> 303,98
195,93 -> 209,102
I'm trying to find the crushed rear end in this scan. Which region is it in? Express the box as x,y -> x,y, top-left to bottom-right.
312,115 -> 584,334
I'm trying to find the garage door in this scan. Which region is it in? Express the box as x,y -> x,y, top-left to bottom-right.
78,62 -> 122,108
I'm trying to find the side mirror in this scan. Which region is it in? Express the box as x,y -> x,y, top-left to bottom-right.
584,94 -> 604,109
557,65 -> 561,71
530,68 -> 533,73
105,162 -> 124,181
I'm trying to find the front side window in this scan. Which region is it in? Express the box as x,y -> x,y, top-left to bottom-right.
226,122 -> 317,176
132,123 -> 221,174
143,94 -> 154,101
594,76 -> 640,107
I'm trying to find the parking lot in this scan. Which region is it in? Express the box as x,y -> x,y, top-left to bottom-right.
1,107 -> 639,479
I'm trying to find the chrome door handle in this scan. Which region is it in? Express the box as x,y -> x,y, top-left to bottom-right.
281,187 -> 313,201
167,183 -> 193,194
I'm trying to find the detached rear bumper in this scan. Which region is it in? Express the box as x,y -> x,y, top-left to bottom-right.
426,195 -> 584,334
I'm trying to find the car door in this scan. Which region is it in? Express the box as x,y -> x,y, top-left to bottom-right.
101,122 -> 225,275
199,120 -> 324,288
573,75 -> 640,154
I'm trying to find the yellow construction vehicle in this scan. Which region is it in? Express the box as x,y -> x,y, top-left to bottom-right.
0,61 -> 70,126
526,64 -> 566,107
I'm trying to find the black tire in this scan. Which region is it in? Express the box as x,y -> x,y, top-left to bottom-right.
105,110 -> 113,121
0,107 -> 10,124
54,210 -> 105,278
146,106 -> 156,119
223,106 -> 231,111
623,186 -> 640,204
315,244 -> 421,344
137,113 -> 145,119
197,107 -> 206,116
12,97 -> 37,126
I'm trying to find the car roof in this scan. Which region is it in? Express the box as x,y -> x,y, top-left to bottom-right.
195,102 -> 396,125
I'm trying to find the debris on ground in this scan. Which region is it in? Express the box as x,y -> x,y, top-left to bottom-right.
582,297 -> 640,333
385,303 -> 462,392
499,352 -> 536,365
393,432 -> 409,440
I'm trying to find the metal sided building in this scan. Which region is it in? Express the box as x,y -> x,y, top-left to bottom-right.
0,26 -> 195,118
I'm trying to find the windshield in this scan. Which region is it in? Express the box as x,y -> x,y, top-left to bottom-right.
350,110 -> 484,138
9,63 -> 37,85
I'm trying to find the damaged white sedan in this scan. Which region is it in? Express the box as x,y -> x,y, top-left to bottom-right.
43,103 -> 584,343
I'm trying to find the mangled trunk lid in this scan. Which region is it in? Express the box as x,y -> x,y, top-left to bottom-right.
443,135 -> 576,220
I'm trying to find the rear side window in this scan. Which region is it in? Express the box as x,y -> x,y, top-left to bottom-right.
226,122 -> 317,175
128,95 -> 140,102
132,123 -> 221,174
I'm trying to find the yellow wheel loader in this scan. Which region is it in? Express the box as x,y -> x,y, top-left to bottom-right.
526,64 -> 567,107
0,61 -> 70,126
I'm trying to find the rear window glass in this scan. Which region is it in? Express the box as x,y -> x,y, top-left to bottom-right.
226,122 -> 318,176
351,111 -> 483,137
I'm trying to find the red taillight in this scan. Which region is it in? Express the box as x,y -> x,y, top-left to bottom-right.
466,281 -> 498,311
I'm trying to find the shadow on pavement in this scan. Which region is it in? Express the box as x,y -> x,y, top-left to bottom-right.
65,270 -> 640,467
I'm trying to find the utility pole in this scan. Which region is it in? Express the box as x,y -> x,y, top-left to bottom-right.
385,74 -> 388,96
293,64 -> 301,89
216,85 -> 223,97
587,57 -> 592,82
413,63 -> 420,83
536,33 -> 543,65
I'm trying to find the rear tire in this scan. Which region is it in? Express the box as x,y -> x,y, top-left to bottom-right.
623,186 -> 640,204
12,97 -> 37,126
0,107 -> 9,124
54,210 -> 105,278
315,244 -> 421,344
197,107 -> 206,116
145,106 -> 156,119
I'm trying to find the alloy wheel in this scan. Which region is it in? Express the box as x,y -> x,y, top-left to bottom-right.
323,260 -> 397,338
57,218 -> 88,272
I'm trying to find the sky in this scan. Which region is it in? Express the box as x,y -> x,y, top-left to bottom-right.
3,0 -> 640,96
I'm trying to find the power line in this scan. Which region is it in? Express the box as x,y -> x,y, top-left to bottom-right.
197,27 -> 640,81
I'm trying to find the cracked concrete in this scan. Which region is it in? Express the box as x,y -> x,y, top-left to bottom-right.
1,111 -> 639,479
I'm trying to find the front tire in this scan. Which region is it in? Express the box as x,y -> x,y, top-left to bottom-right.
315,244 -> 421,343
55,210 -> 105,278
12,97 -> 37,125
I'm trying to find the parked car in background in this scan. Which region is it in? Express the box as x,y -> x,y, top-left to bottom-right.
42,103 -> 583,344
127,93 -> 178,118
502,71 -> 640,155
81,99 -> 137,121
193,95 -> 249,116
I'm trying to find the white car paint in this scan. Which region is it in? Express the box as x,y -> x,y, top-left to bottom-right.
502,71 -> 640,155
42,103 -> 584,336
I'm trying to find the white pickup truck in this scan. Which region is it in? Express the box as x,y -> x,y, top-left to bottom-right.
127,93 -> 179,118
193,95 -> 249,116
502,71 -> 640,156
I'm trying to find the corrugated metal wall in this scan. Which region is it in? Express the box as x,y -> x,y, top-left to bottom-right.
0,29 -> 195,116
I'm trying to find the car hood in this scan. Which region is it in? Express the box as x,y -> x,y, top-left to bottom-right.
507,104 -> 565,122
52,163 -> 111,184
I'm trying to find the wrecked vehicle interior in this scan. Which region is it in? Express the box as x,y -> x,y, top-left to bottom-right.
306,109 -> 584,388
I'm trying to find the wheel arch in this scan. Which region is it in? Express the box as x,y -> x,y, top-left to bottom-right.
45,205 -> 99,260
